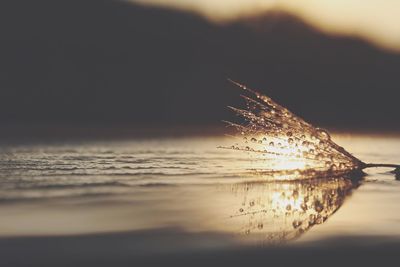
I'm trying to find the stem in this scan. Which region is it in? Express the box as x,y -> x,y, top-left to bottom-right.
363,163 -> 400,169
361,163 -> 400,180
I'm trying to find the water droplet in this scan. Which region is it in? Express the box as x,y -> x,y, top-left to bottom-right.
302,141 -> 309,147
262,137 -> 267,142
239,208 -> 244,212
300,135 -> 306,140
292,220 -> 302,229
250,201 -> 255,206
269,142 -> 274,147
316,214 -> 324,224
314,200 -> 324,213
325,161 -> 332,167
319,140 -> 326,148
245,230 -> 250,235
251,137 -> 257,142
243,137 -> 247,141
331,164 -> 338,171
286,131 -> 293,137
309,149 -> 315,154
309,214 -> 316,225
257,223 -> 264,230
316,128 -> 331,141
301,203 -> 308,211
286,204 -> 292,211
288,138 -> 294,145
245,146 -> 250,150
258,140 -> 262,144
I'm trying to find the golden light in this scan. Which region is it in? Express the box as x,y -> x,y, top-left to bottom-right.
244,133 -> 309,174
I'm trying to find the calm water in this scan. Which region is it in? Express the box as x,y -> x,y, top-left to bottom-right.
1,134 -> 400,252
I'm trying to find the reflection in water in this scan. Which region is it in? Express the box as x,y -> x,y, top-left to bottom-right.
227,176 -> 361,243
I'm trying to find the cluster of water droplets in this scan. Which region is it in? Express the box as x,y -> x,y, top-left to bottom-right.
222,81 -> 363,180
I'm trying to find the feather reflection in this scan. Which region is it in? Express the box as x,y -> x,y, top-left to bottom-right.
228,176 -> 361,243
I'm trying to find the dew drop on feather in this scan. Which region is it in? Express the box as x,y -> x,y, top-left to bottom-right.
319,141 -> 326,148
269,142 -> 274,147
316,128 -> 331,141
325,161 -> 332,167
292,220 -> 302,229
314,201 -> 324,213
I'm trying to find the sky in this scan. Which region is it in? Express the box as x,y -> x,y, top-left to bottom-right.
1,0 -> 399,129
132,0 -> 400,52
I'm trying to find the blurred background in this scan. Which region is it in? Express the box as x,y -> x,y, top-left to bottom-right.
1,0 -> 400,135
2,2 -> 400,266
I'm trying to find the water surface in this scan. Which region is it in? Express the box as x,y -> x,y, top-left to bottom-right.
1,134 -> 400,251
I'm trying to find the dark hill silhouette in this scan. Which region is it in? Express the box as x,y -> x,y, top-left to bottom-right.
0,0 -> 399,130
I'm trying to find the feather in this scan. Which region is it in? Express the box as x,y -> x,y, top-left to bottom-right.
221,80 -> 399,180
